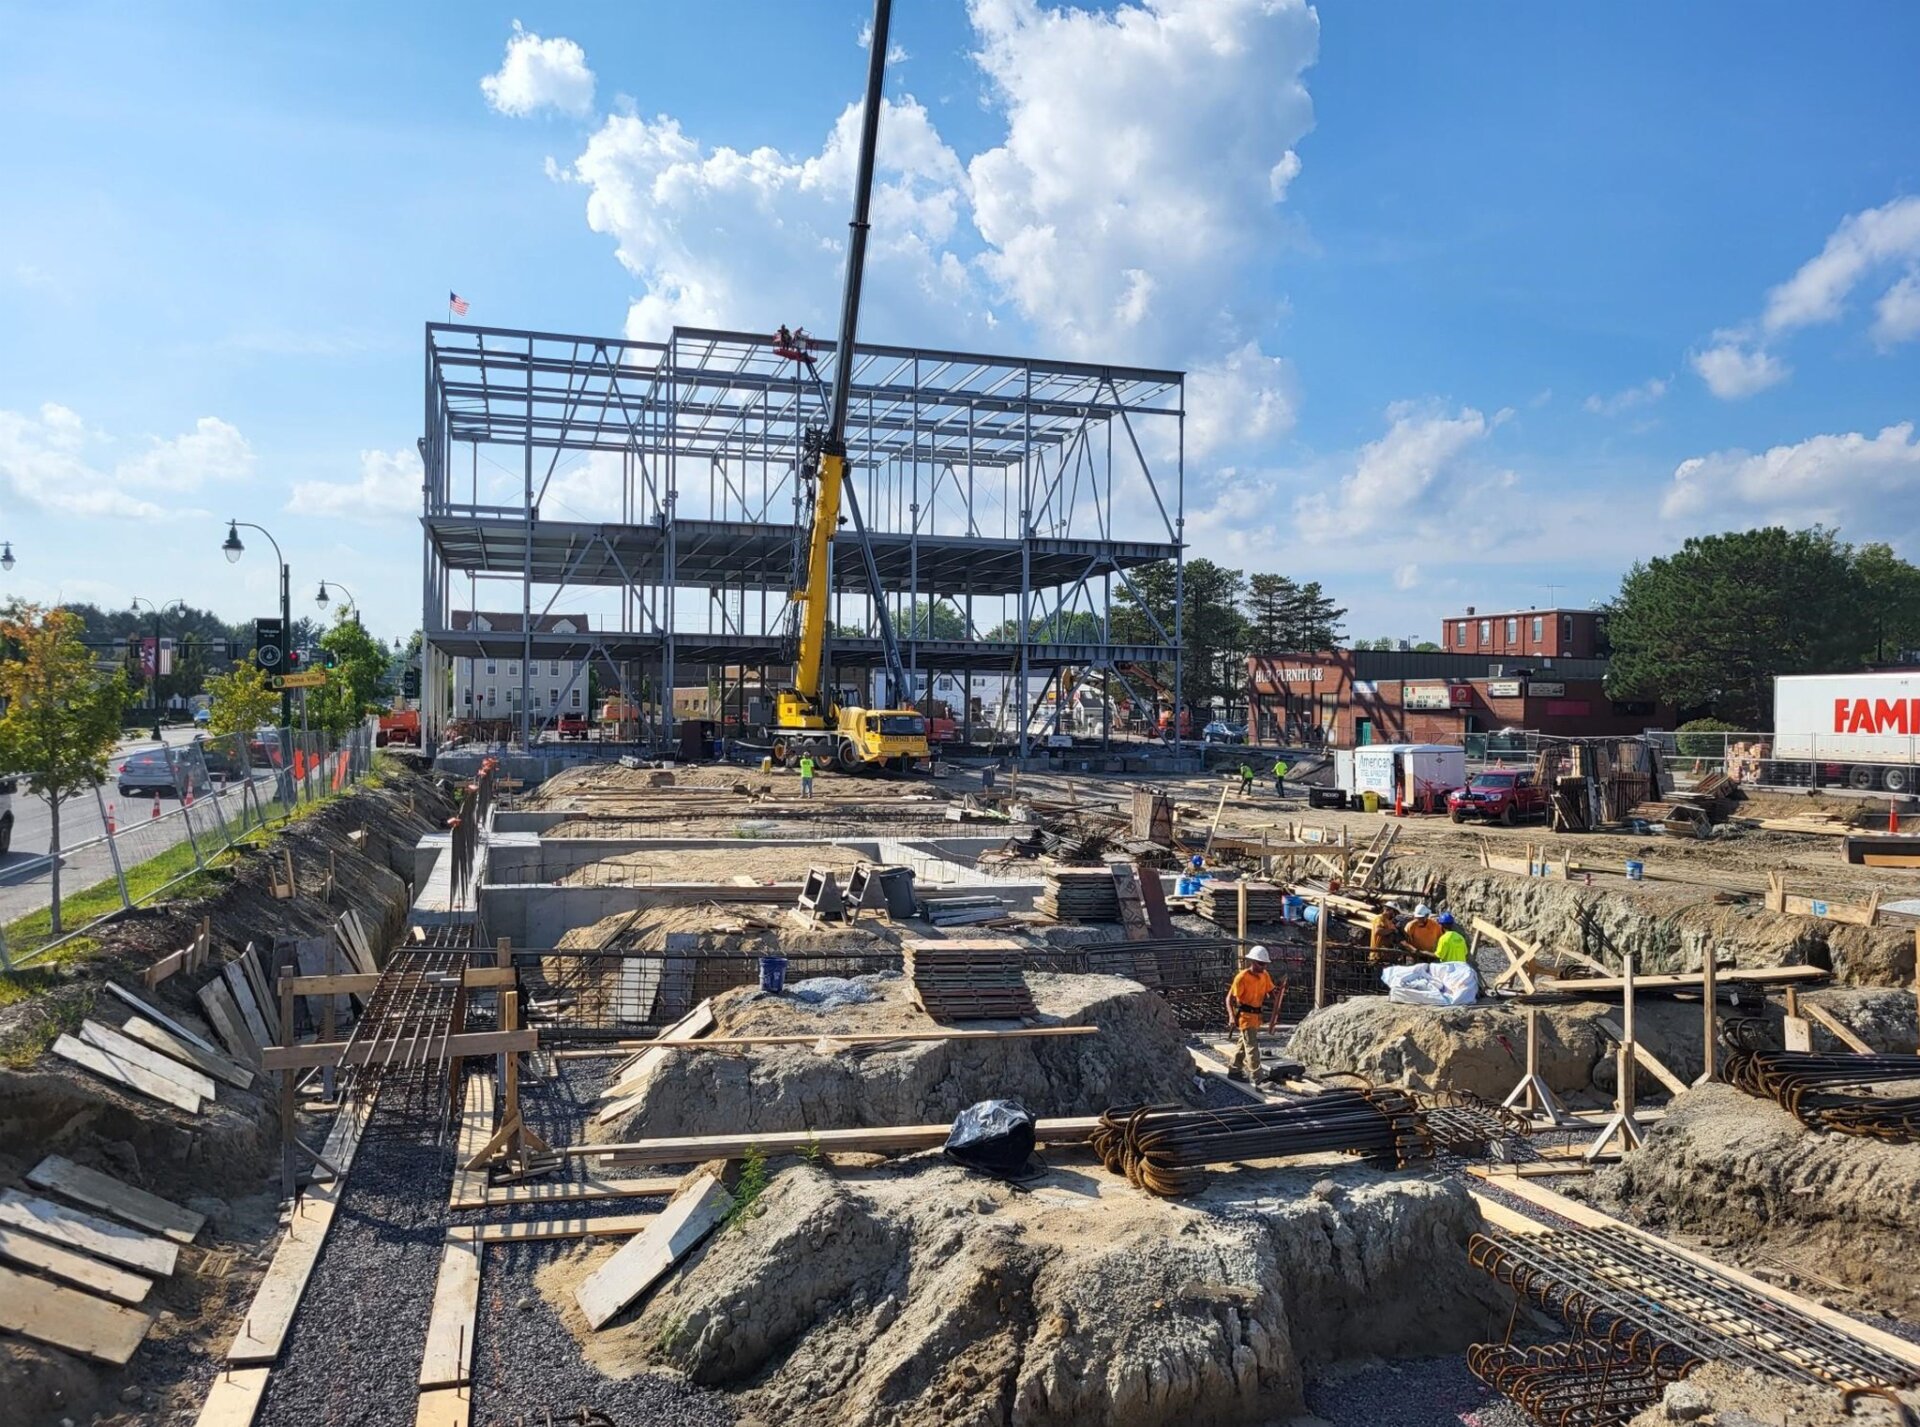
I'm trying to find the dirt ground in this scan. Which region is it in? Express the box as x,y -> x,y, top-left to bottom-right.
538,1156 -> 1507,1427
560,843 -> 876,886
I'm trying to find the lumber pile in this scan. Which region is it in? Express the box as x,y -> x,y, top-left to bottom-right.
1197,879 -> 1284,927
923,894 -> 1011,928
902,940 -> 1037,1022
1035,868 -> 1120,922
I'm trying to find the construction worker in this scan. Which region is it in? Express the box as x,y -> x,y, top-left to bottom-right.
1433,912 -> 1470,963
1238,762 -> 1254,796
1401,903 -> 1445,956
1368,905 -> 1401,954
1225,945 -> 1276,1082
798,751 -> 817,799
1273,756 -> 1290,797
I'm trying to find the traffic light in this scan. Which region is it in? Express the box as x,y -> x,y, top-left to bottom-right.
322,648 -> 339,670
286,648 -> 302,671
402,667 -> 421,698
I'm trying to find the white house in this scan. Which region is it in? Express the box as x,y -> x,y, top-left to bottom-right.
448,611 -> 590,720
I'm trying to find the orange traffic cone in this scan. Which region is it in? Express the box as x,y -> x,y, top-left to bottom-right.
150,798 -> 160,820
1893,805 -> 1902,834
106,803 -> 116,835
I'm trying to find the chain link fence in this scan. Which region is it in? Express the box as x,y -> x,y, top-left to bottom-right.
0,721 -> 379,969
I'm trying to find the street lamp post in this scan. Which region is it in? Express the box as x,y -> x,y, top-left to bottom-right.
223,521 -> 292,728
0,542 -> 15,572
315,579 -> 361,626
129,597 -> 187,742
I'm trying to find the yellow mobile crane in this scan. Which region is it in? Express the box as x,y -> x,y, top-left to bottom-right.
769,0 -> 929,775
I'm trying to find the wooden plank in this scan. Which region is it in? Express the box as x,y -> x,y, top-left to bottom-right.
191,1366 -> 270,1427
458,1213 -> 659,1244
286,968 -> 513,996
414,1388 -> 471,1427
27,1155 -> 204,1245
1465,1169 -> 1920,1374
340,911 -> 380,975
223,963 -> 273,1051
606,1001 -> 715,1088
0,1190 -> 179,1276
1595,1017 -> 1690,1097
52,1033 -> 202,1114
238,947 -> 279,1043
197,978 -> 262,1066
1469,1191 -> 1548,1237
448,1075 -> 494,1211
1537,965 -> 1827,994
116,1016 -> 254,1092
104,981 -> 226,1060
295,938 -> 351,1028
0,1224 -> 152,1304
481,1176 -> 681,1207
613,1026 -> 1101,1053
1801,1001 -> 1875,1055
226,1096 -> 372,1364
262,1028 -> 536,1072
584,1116 -> 1103,1165
575,1174 -> 733,1329
81,1020 -> 218,1103
0,1263 -> 152,1365
417,1237 -> 481,1389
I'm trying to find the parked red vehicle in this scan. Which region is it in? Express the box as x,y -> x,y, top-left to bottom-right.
1447,769 -> 1549,826
556,712 -> 591,741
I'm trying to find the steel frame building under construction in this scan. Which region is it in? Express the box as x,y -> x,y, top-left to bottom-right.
419,321 -> 1186,754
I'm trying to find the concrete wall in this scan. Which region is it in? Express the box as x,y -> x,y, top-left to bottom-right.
485,835 -> 885,883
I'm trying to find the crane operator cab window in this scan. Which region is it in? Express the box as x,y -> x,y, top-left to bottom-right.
875,714 -> 926,737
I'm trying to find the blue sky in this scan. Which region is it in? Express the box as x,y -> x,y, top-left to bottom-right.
3,0 -> 1918,647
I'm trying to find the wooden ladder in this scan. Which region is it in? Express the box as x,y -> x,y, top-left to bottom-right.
1348,822 -> 1400,889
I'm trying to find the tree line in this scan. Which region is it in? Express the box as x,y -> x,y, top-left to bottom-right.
1605,527 -> 1920,728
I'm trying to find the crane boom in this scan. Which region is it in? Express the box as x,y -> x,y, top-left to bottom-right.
770,0 -> 926,774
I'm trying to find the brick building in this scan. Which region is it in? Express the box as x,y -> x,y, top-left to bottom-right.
1442,606 -> 1606,660
1246,647 -> 1669,748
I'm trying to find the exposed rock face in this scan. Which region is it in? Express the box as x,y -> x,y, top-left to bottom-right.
1379,855 -> 1916,989
1627,1364 -> 1920,1427
1599,1084 -> 1920,1319
551,1159 -> 1508,1427
591,973 -> 1200,1144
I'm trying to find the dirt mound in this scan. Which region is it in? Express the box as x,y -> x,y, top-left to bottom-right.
1628,1363 -> 1920,1427
591,973 -> 1197,1144
1598,1084 -> 1920,1319
541,1158 -> 1506,1427
1378,854 -> 1917,989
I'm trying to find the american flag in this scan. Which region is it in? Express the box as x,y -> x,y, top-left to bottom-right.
448,291 -> 470,316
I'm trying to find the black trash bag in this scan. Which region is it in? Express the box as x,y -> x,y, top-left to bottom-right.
944,1099 -> 1037,1178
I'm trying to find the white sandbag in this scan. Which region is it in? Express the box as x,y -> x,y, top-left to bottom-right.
1381,962 -> 1480,1006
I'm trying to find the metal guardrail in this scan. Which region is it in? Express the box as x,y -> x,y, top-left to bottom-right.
1,721 -> 379,969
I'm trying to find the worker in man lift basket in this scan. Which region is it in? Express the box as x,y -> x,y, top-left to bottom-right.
1432,912 -> 1470,963
1225,945 -> 1276,1083
798,751 -> 817,798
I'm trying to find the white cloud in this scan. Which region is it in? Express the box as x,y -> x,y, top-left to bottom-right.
1393,563 -> 1420,591
1692,196 -> 1920,397
564,95 -> 972,343
481,22 -> 595,119
1662,423 -> 1920,534
1762,196 -> 1920,335
967,0 -> 1318,359
1292,402 -> 1507,540
1185,341 -> 1297,458
1689,337 -> 1787,400
1583,377 -> 1667,416
0,403 -> 250,518
289,447 -> 421,522
856,18 -> 910,64
1874,272 -> 1920,348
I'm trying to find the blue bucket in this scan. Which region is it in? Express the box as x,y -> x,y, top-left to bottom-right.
1282,894 -> 1305,922
759,955 -> 789,994
1625,859 -> 1644,882
1302,904 -> 1321,925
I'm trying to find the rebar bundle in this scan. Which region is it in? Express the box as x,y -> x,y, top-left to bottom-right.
1090,1089 -> 1432,1197
1467,1333 -> 1698,1427
1723,1046 -> 1920,1141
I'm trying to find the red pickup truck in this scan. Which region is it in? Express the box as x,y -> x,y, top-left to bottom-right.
1447,770 -> 1549,826
555,713 -> 591,741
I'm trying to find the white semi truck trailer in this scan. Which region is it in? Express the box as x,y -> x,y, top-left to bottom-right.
1765,672 -> 1920,793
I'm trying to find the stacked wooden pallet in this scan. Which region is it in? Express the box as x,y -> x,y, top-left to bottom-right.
1198,880 -> 1285,926
902,939 -> 1037,1022
1035,868 -> 1120,922
0,1155 -> 205,1365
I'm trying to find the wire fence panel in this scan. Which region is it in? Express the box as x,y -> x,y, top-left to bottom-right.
1,720 -> 381,969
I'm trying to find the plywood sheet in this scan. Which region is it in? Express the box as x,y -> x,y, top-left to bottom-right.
0,1263 -> 152,1364
52,1033 -> 202,1115
115,1017 -> 253,1092
80,1020 -> 217,1103
575,1174 -> 732,1330
0,1224 -> 152,1304
197,979 -> 262,1066
0,1189 -> 178,1276
27,1155 -> 204,1244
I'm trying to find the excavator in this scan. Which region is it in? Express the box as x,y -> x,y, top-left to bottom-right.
767,0 -> 929,775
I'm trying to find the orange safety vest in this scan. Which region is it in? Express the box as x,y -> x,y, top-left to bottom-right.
1229,966 -> 1274,1030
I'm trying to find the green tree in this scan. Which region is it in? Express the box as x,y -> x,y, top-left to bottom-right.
1605,526 -> 1867,726
900,599 -> 968,640
1852,542 -> 1920,664
1113,558 -> 1250,708
0,606 -> 132,930
205,655 -> 280,736
307,618 -> 392,735
983,610 -> 1104,644
1243,573 -> 1346,650
1412,640 -> 1442,652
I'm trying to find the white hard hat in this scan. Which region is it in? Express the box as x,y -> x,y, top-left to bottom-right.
1246,945 -> 1271,964
1414,904 -> 1433,919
